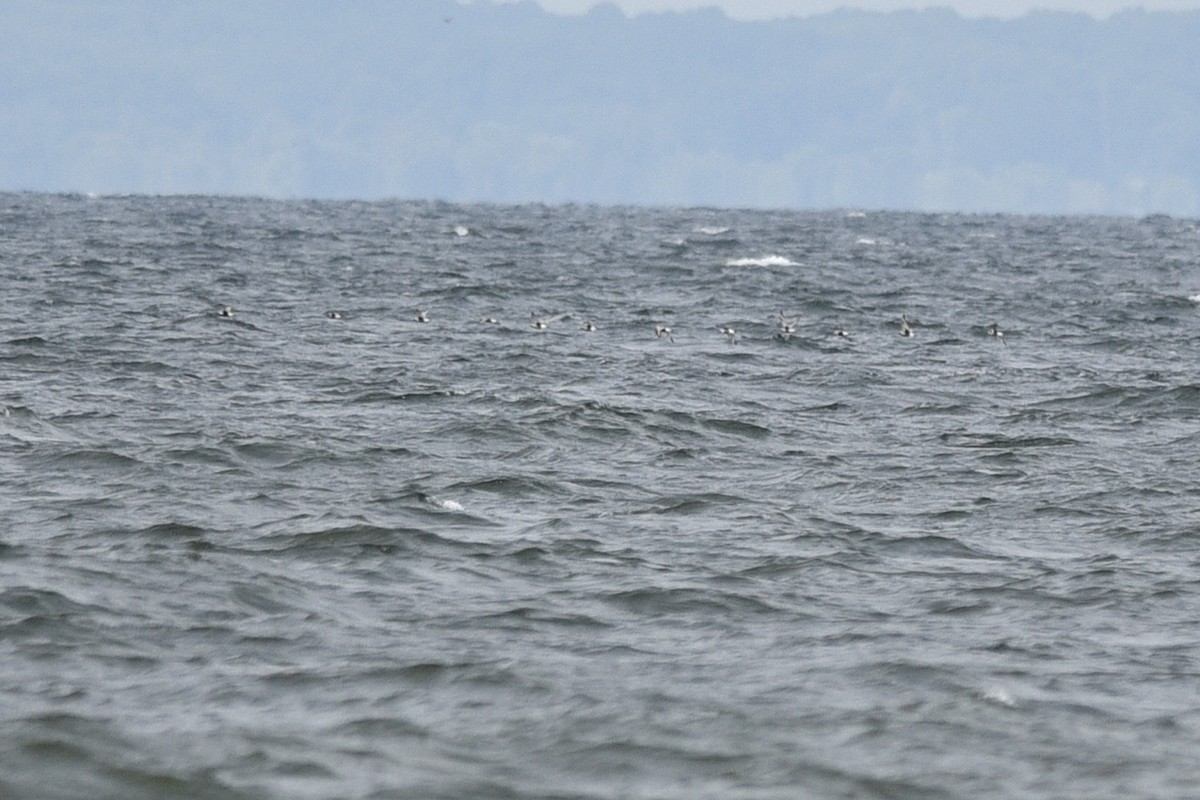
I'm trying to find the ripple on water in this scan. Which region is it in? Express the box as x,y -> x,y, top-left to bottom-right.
3,196 -> 1200,799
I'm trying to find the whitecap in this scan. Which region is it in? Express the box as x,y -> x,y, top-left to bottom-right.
694,225 -> 730,236
725,255 -> 796,267
979,685 -> 1017,708
453,225 -> 469,237
1188,293 -> 1200,304
421,493 -> 465,513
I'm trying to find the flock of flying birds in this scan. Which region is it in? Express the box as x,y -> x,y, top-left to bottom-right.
215,305 -> 1008,345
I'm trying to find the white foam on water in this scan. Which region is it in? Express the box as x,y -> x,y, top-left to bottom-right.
725,255 -> 796,267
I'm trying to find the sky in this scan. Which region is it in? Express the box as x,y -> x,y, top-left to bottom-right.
489,0 -> 1200,18
4,1 -> 1199,214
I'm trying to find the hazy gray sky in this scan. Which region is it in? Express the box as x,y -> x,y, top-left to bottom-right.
488,0 -> 1200,18
5,1 -> 1199,213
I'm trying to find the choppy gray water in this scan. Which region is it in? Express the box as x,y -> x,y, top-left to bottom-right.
3,193 -> 1200,799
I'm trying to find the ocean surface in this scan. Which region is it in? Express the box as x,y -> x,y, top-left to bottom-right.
2,192 -> 1200,799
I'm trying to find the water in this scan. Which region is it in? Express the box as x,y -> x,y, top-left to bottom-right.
2,193 -> 1199,799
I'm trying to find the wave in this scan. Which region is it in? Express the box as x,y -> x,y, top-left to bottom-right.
632,491 -> 750,516
601,585 -> 782,617
252,523 -> 467,556
939,433 -> 1080,449
121,521 -> 209,539
724,254 -> 796,267
475,604 -> 612,630
0,587 -> 100,618
6,196 -> 1200,800
45,448 -> 144,470
699,416 -> 771,438
350,388 -> 461,404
